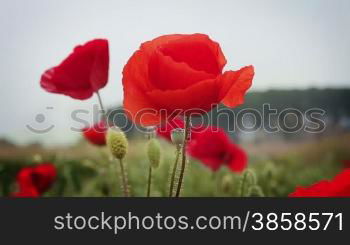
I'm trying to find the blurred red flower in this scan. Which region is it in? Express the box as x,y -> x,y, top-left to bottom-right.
40,39 -> 109,100
187,127 -> 247,172
12,187 -> 39,198
82,121 -> 107,146
12,163 -> 57,197
289,169 -> 350,197
342,160 -> 350,168
122,33 -> 254,126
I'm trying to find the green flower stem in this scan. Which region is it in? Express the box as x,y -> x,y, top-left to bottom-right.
118,158 -> 130,197
96,91 -> 108,124
175,116 -> 191,197
239,173 -> 247,197
146,166 -> 152,197
169,147 -> 181,197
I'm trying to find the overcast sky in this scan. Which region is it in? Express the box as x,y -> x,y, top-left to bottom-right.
1,0 -> 349,145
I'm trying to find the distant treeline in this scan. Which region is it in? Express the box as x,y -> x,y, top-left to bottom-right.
109,88 -> 350,138
241,88 -> 350,117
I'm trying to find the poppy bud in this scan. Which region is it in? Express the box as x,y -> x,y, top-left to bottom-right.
171,128 -> 185,146
106,126 -> 128,160
147,138 -> 161,168
238,169 -> 257,197
243,169 -> 257,186
248,185 -> 264,197
262,161 -> 277,180
221,174 -> 233,193
32,154 -> 43,163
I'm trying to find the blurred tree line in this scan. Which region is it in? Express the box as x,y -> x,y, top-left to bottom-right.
109,88 -> 350,141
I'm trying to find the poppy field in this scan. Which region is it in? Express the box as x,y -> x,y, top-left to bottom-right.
1,132 -> 349,197
1,34 -> 350,198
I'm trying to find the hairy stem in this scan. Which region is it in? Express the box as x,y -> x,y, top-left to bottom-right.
146,166 -> 152,197
175,116 -> 191,197
239,172 -> 248,197
118,159 -> 130,197
96,91 -> 108,124
169,148 -> 181,197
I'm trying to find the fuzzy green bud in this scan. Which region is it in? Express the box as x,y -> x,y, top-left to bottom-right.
221,174 -> 234,193
262,161 -> 277,180
32,154 -> 43,163
106,126 -> 128,160
171,128 -> 185,146
248,185 -> 264,197
147,138 -> 161,168
243,169 -> 257,186
238,169 -> 258,197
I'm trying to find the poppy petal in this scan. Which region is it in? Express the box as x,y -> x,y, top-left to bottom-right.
40,39 -> 109,100
147,77 -> 219,114
82,121 -> 107,146
160,33 -> 226,75
123,88 -> 162,126
219,65 -> 254,108
227,144 -> 248,172
140,34 -> 184,55
148,49 -> 215,90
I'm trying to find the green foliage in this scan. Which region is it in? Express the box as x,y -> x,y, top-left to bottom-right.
0,136 -> 347,197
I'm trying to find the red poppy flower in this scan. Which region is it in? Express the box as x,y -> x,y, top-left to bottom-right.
187,127 -> 247,172
12,163 -> 57,197
289,169 -> 350,197
122,33 -> 254,126
40,39 -> 109,100
82,121 -> 107,146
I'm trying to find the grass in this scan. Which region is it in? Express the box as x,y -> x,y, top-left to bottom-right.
0,133 -> 349,197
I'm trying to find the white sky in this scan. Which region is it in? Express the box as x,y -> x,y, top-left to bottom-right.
0,0 -> 349,145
